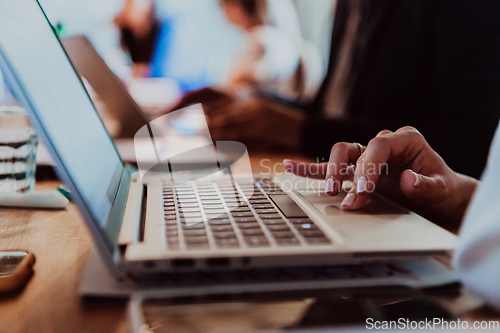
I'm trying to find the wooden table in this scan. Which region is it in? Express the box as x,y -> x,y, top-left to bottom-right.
0,153 -> 309,332
0,153 -> 497,332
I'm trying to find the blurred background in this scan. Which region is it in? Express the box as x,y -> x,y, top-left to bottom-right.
0,0 -> 335,107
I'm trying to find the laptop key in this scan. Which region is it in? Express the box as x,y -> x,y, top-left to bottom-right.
248,195 -> 267,200
231,212 -> 255,218
199,195 -> 220,201
299,230 -> 326,238
249,199 -> 270,204
259,214 -> 282,219
210,225 -> 234,232
266,224 -> 291,231
167,237 -> 179,245
206,213 -> 230,220
233,217 -> 258,223
212,231 -> 237,239
244,236 -> 270,247
270,231 -> 295,238
262,219 -> 287,225
221,192 -> 242,197
203,204 -> 225,210
202,200 -> 223,205
165,215 -> 177,220
295,223 -> 319,231
275,238 -> 300,246
226,202 -> 244,207
177,195 -> 197,199
230,207 -> 251,212
219,190 -> 239,195
252,204 -> 273,209
255,208 -> 278,214
178,207 -> 201,213
237,222 -> 261,229
241,229 -> 264,236
208,218 -> 232,225
178,203 -> 201,208
181,223 -> 206,230
289,218 -> 314,224
216,238 -> 240,248
204,209 -> 227,214
184,236 -> 209,244
178,198 -> 199,203
183,229 -> 207,237
179,212 -> 203,218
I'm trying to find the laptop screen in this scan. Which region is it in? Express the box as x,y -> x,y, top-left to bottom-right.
0,1 -> 123,230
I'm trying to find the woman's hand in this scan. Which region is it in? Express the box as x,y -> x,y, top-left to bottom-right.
284,126 -> 478,228
207,98 -> 305,150
164,87 -> 234,115
165,88 -> 305,150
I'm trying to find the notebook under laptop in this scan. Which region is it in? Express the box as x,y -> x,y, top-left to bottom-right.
0,0 -> 457,279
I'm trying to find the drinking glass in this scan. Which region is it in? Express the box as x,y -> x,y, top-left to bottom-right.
0,106 -> 38,192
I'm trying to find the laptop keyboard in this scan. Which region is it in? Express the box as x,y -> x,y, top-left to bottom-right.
162,179 -> 331,250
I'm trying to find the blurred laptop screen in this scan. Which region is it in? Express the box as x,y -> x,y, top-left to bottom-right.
0,0 -> 123,228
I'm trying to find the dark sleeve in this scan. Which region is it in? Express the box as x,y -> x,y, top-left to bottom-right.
418,0 -> 500,178
300,117 -> 380,160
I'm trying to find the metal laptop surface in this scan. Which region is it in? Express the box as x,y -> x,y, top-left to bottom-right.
0,0 -> 457,279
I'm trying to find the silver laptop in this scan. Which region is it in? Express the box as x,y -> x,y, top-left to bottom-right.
60,35 -> 149,139
0,0 -> 456,279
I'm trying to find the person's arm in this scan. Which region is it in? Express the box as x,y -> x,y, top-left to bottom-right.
418,0 -> 500,178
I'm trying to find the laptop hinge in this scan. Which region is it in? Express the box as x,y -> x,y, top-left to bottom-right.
117,174 -> 145,245
138,184 -> 148,242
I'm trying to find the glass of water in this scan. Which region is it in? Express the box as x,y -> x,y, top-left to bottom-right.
0,106 -> 38,192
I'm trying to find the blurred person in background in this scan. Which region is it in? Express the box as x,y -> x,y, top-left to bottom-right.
219,0 -> 322,101
171,0 -> 500,179
114,0 -> 322,99
114,0 -> 158,78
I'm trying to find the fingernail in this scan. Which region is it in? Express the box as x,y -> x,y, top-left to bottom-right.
342,193 -> 356,208
413,173 -> 421,189
356,176 -> 367,193
325,178 -> 334,193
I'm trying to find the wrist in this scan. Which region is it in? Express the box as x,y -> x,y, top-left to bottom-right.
442,172 -> 479,229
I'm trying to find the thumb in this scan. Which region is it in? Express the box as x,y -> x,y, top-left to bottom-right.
400,169 -> 445,203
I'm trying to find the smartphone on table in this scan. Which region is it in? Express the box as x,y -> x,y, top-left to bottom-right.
0,251 -> 35,293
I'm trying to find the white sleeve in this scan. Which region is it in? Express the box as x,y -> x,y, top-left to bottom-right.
453,123 -> 500,310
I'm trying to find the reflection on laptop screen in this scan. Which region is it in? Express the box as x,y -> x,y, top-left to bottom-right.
0,0 -> 123,228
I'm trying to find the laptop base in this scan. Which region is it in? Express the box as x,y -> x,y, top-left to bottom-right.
79,247 -> 458,299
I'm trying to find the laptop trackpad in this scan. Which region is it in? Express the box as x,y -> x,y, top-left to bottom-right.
298,191 -> 409,216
